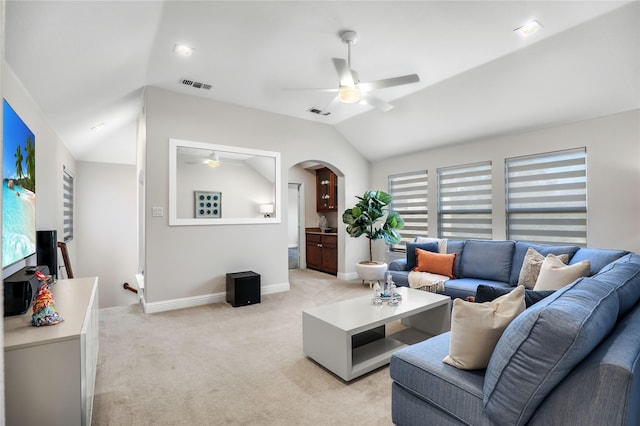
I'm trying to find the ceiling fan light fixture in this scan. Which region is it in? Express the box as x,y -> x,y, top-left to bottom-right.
514,20 -> 543,37
338,85 -> 361,103
173,44 -> 194,57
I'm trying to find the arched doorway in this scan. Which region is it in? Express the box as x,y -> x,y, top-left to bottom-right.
288,160 -> 344,276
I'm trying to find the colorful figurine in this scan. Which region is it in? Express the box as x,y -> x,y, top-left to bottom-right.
32,272 -> 63,327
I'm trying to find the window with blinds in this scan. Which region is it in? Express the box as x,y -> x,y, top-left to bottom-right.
388,170 -> 428,251
506,148 -> 587,246
63,167 -> 74,242
437,161 -> 492,240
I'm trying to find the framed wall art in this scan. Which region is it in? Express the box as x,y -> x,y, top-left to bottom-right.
195,191 -> 221,218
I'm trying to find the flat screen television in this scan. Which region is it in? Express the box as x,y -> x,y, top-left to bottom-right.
2,99 -> 36,269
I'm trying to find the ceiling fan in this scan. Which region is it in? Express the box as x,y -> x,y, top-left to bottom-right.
184,151 -> 241,168
289,30 -> 420,112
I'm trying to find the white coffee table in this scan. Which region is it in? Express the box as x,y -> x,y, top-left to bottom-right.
302,287 -> 451,381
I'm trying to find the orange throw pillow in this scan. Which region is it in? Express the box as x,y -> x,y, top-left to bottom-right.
413,248 -> 456,278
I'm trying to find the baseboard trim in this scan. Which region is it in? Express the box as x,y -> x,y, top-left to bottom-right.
142,281 -> 291,314
337,271 -> 359,281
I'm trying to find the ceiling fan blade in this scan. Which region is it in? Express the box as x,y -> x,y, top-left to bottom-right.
358,74 -> 420,91
332,58 -> 355,87
360,94 -> 394,112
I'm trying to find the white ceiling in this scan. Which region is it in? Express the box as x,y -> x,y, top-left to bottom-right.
5,1 -> 639,164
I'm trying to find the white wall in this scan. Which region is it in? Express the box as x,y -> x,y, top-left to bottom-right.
287,184 -> 298,247
2,54 -> 79,423
76,161 -> 138,308
370,109 -> 640,260
143,87 -> 370,307
1,64 -> 78,278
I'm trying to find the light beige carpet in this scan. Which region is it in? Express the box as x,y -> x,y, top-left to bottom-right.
92,269 -> 403,425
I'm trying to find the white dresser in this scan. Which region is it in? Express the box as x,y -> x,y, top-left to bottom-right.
4,277 -> 99,426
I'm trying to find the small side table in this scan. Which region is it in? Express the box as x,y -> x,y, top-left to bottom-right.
226,271 -> 261,307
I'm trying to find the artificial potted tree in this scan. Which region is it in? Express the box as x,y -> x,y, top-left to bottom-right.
342,190 -> 404,286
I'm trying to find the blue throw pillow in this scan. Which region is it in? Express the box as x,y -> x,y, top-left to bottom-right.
446,240 -> 465,278
474,285 -> 554,308
406,241 -> 438,270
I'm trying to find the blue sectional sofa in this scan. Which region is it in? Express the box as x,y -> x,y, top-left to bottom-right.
389,239 -> 626,300
389,240 -> 640,425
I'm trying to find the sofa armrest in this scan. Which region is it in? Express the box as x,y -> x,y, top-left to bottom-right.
389,259 -> 409,271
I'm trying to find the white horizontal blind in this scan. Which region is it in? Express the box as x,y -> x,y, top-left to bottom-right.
506,148 -> 587,246
438,161 -> 492,240
389,170 -> 428,250
63,166 -> 74,242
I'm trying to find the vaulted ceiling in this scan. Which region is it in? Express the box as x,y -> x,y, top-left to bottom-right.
5,1 -> 639,164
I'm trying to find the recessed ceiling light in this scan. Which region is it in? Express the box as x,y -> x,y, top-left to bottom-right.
514,20 -> 543,37
90,122 -> 105,132
173,44 -> 194,57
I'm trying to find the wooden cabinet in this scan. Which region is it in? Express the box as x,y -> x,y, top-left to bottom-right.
316,167 -> 338,212
306,232 -> 337,275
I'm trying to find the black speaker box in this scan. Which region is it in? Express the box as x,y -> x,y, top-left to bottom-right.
4,265 -> 50,316
37,230 -> 57,279
226,271 -> 261,307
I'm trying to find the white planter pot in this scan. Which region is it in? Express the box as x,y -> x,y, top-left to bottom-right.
356,261 -> 388,287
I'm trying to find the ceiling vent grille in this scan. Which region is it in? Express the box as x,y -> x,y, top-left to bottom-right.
180,78 -> 212,90
308,107 -> 331,116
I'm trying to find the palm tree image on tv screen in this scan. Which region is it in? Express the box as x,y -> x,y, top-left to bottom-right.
2,98 -> 36,268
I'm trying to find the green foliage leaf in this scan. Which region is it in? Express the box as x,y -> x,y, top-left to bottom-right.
342,189 -> 406,259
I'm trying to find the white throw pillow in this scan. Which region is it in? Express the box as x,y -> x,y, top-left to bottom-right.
443,286 -> 526,370
518,248 -> 569,289
415,237 -> 447,253
533,255 -> 591,291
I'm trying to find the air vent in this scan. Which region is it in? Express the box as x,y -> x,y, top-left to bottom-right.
180,78 -> 212,90
308,107 -> 331,116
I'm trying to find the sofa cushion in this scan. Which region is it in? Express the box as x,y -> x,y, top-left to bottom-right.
392,382 -> 494,426
595,252 -> 640,275
388,270 -> 410,287
483,277 -> 621,426
390,333 -> 488,425
509,242 -> 580,285
446,240 -> 465,278
475,285 -> 554,308
406,241 -> 439,271
444,286 -> 525,370
591,262 -> 640,318
518,248 -> 569,289
569,247 -> 628,276
443,278 -> 511,300
533,255 -> 590,291
388,258 -> 408,271
460,240 -> 515,283
414,248 -> 456,278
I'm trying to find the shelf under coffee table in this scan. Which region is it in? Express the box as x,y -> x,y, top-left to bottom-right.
302,287 -> 451,381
